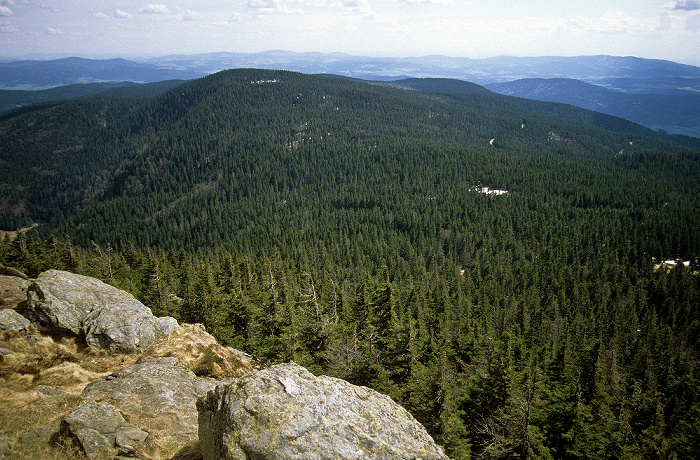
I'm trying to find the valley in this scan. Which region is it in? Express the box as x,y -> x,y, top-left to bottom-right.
0,66 -> 699,459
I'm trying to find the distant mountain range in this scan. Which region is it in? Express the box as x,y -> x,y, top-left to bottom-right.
0,57 -> 198,89
486,78 -> 700,138
3,52 -> 699,93
145,52 -> 700,95
0,80 -> 186,112
0,51 -> 698,137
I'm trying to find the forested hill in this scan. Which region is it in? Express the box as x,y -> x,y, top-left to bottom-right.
1,68 -> 700,459
381,77 -> 700,143
0,68 -> 697,245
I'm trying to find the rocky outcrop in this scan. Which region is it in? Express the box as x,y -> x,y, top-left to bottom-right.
19,420 -> 61,445
0,308 -> 31,333
0,435 -> 10,459
57,401 -> 148,459
2,269 -> 447,460
25,270 -> 177,353
197,362 -> 449,460
142,323 -> 259,378
80,356 -> 228,451
0,275 -> 31,310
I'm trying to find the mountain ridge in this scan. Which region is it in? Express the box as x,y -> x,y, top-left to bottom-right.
1,67 -> 698,460
2,52 -> 699,92
1,68 -> 697,241
2,51 -> 697,137
486,78 -> 700,138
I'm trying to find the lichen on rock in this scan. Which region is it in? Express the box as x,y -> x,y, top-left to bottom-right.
197,362 -> 449,460
25,270 -> 177,353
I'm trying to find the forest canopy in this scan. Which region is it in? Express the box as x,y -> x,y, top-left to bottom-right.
1,69 -> 699,459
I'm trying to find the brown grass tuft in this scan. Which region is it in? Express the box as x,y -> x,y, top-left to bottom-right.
0,386 -> 80,433
0,323 -> 250,460
6,438 -> 87,460
0,325 -> 140,458
35,362 -> 107,393
141,323 -> 256,378
1,329 -> 137,394
168,441 -> 203,460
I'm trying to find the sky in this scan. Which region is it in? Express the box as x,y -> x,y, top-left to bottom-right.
0,1 -> 699,65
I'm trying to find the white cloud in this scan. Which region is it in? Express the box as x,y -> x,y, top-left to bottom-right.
46,27 -> 63,35
665,0 -> 700,11
178,9 -> 199,21
402,0 -> 455,4
140,4 -> 171,14
0,5 -> 12,16
248,0 -> 293,14
36,3 -> 60,13
658,11 -> 673,30
562,12 -> 654,34
248,0 -> 278,6
248,0 -> 276,12
0,19 -> 16,33
334,0 -> 372,15
115,9 -> 133,18
686,11 -> 700,30
215,11 -> 243,25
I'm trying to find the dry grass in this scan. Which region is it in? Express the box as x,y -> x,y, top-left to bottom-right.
7,439 -> 90,460
0,330 -> 138,394
0,387 -> 80,432
0,324 -> 252,460
142,323 -> 256,379
0,329 -> 140,459
0,224 -> 39,243
168,441 -> 203,460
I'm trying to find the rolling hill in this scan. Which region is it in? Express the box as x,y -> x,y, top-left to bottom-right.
3,53 -> 699,93
3,52 -> 698,140
1,68 -> 699,460
0,57 -> 199,89
0,79 -> 186,112
487,78 -> 700,137
379,77 -> 700,141
1,68 -> 697,246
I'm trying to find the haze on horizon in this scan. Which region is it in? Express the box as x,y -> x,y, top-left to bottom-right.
1,0 -> 699,66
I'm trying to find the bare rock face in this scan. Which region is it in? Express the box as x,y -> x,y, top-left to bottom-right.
81,356 -> 227,448
197,362 -> 449,460
0,435 -> 10,459
82,302 -> 178,352
0,274 -> 31,310
57,401 -> 148,460
0,308 -> 31,332
25,270 -> 177,353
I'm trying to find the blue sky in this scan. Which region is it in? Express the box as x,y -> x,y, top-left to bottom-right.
1,1 -> 699,65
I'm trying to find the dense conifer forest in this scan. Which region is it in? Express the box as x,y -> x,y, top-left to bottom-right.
1,69 -> 699,459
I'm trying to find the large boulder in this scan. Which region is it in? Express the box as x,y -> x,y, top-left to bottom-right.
197,362 -> 449,460
0,274 -> 31,310
0,308 -> 31,332
25,270 -> 177,353
57,401 -> 148,459
81,356 -> 227,449
0,275 -> 32,309
82,301 -> 178,353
